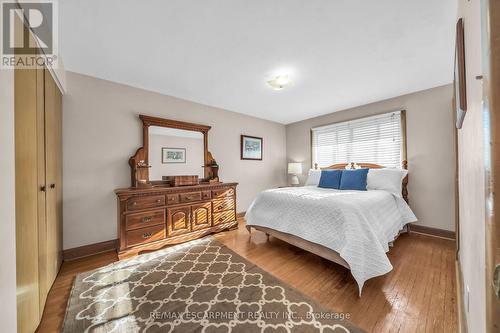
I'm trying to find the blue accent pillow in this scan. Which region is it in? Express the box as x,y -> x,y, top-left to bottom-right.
318,170 -> 343,189
339,168 -> 369,191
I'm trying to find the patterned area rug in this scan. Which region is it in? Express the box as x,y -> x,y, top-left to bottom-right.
62,238 -> 365,333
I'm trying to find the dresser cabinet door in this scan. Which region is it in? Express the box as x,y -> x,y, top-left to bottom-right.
167,206 -> 191,236
191,202 -> 212,231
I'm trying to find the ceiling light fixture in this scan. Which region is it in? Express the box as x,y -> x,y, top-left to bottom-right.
267,75 -> 291,90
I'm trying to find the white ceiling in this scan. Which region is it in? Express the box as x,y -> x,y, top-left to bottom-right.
60,0 -> 457,124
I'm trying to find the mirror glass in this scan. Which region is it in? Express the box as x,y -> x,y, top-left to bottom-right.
148,126 -> 204,180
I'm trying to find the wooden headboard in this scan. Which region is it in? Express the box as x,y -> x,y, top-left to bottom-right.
314,160 -> 409,202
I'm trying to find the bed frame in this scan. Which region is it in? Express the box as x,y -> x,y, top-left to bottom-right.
247,161 -> 409,271
313,161 -> 409,203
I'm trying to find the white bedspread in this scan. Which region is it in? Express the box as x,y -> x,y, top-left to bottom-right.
245,186 -> 417,294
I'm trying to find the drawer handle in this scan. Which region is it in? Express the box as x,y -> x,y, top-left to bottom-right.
168,197 -> 175,201
219,217 -> 224,222
218,205 -> 224,210
185,196 -> 192,200
132,202 -> 137,206
142,232 -> 153,239
142,216 -> 153,222
156,199 -> 162,203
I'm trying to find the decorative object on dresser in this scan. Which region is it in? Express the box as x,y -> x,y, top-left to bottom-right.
240,135 -> 263,160
287,162 -> 302,186
130,159 -> 152,188
204,151 -> 220,183
117,115 -> 238,258
162,175 -> 199,187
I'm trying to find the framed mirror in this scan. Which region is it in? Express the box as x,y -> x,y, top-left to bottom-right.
149,126 -> 204,179
129,115 -> 211,187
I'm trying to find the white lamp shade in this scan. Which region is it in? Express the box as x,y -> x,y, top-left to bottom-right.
287,162 -> 302,175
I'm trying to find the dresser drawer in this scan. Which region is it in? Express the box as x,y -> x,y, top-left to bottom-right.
213,210 -> 236,226
126,224 -> 166,247
179,192 -> 202,203
127,195 -> 165,211
212,187 -> 235,198
213,198 -> 235,213
202,191 -> 211,200
166,194 -> 179,205
126,209 -> 165,231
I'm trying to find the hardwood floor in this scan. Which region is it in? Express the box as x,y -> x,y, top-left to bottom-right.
37,219 -> 457,333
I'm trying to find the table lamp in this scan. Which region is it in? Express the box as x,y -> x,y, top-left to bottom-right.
287,162 -> 302,186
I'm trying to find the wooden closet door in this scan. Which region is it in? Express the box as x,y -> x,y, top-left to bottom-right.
44,69 -> 63,289
15,41 -> 42,333
36,68 -> 48,315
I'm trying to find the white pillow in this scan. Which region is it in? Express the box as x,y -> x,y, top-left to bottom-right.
367,168 -> 408,197
304,169 -> 322,186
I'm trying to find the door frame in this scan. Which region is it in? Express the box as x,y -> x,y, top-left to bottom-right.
482,0 -> 500,331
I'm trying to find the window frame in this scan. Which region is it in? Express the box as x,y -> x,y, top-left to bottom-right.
309,110 -> 408,169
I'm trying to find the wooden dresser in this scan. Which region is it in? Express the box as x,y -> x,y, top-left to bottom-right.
115,182 -> 238,258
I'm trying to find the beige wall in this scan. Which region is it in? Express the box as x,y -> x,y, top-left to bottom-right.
149,134 -> 204,179
286,84 -> 456,231
0,69 -> 18,332
456,0 -> 486,331
62,72 -> 287,249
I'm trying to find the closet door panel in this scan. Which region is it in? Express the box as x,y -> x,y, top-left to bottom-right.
36,67 -> 48,314
55,75 -> 63,275
15,59 -> 41,332
44,69 -> 63,288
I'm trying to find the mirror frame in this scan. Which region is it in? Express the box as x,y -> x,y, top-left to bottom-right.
129,115 -> 211,187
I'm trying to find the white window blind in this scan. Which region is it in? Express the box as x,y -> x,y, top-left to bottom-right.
312,111 -> 403,168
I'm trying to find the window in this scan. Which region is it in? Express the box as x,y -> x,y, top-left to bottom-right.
311,111 -> 405,168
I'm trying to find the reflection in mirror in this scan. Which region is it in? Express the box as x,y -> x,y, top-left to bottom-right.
148,126 -> 204,180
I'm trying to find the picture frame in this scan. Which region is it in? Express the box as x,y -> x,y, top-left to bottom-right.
162,147 -> 186,164
240,135 -> 263,160
455,18 -> 467,129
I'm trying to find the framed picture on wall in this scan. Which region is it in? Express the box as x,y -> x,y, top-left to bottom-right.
455,18 -> 467,129
162,147 -> 186,163
240,135 -> 263,160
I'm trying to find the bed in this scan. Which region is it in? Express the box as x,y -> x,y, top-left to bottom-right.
245,162 -> 417,294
